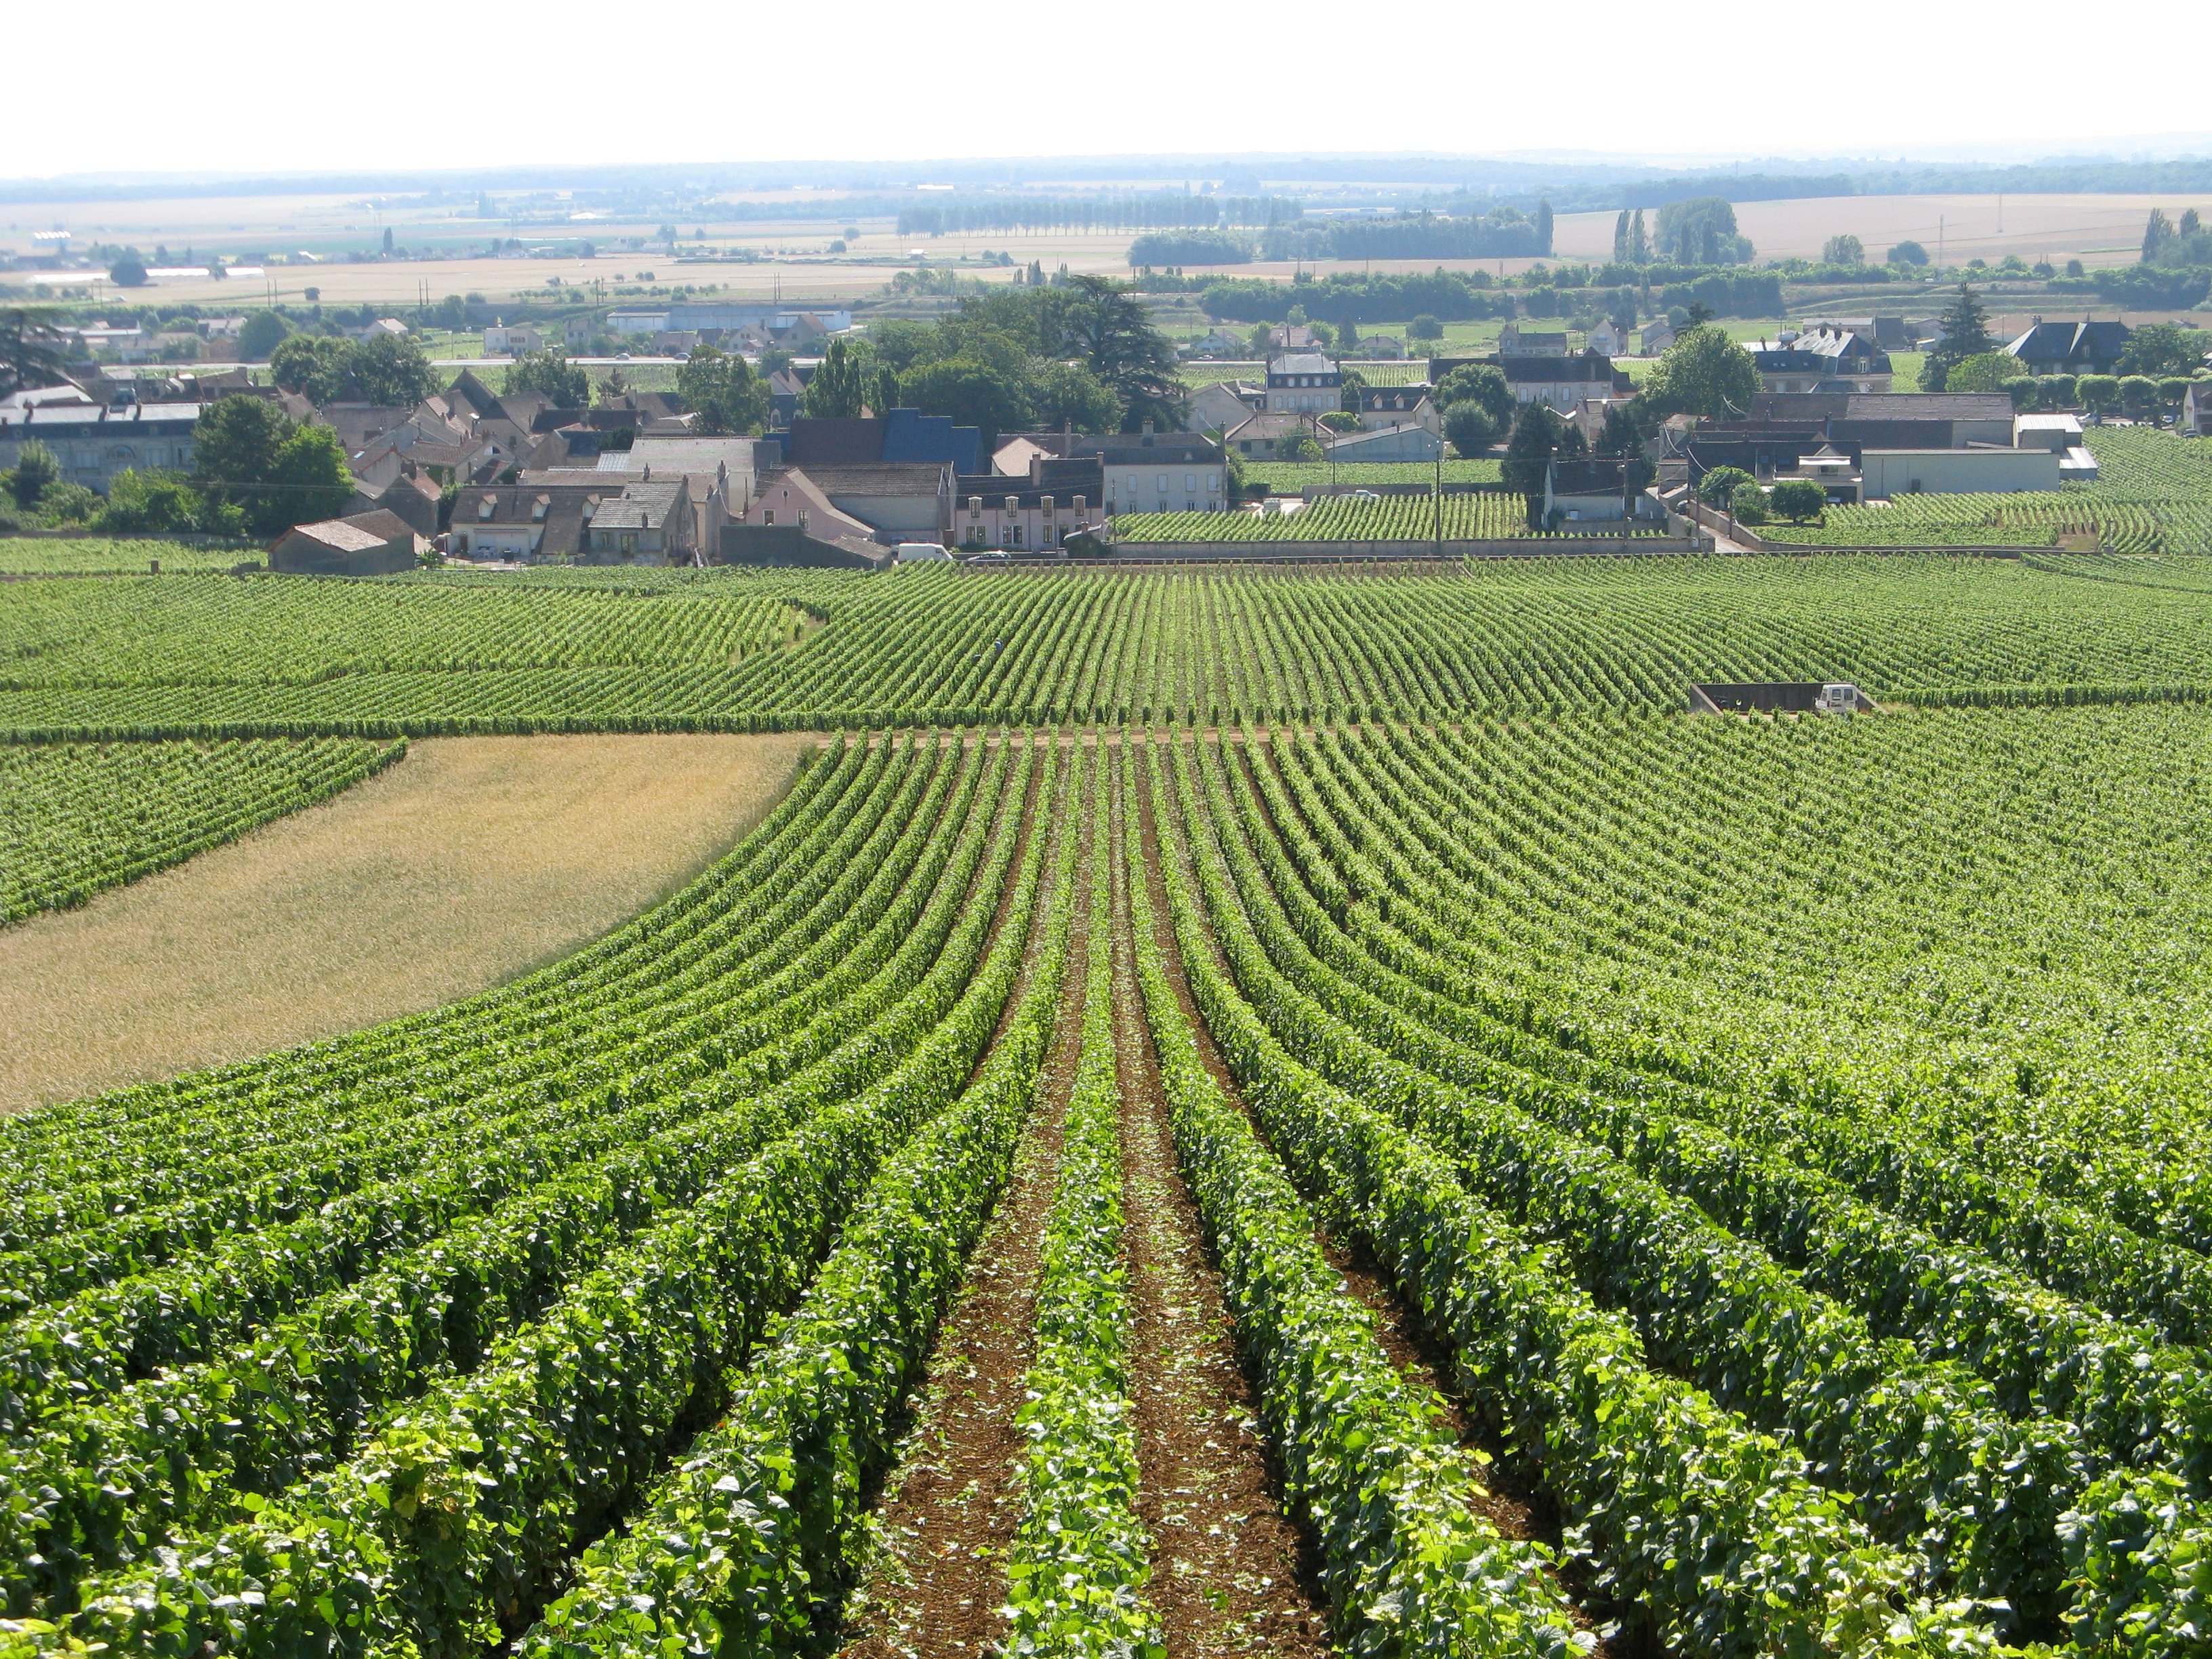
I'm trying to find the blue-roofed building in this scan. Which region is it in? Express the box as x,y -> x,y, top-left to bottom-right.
883,408 -> 981,476
765,409 -> 981,478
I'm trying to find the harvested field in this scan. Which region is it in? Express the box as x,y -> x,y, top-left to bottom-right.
0,731 -> 810,1111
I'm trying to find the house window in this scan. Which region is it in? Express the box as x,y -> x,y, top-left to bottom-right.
1184,473 -> 1195,491
1010,523 -> 1024,546
762,510 -> 774,525
1156,473 -> 1168,490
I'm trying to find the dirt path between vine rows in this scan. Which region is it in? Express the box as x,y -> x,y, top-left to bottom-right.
0,732 -> 815,1112
1113,771 -> 1335,1659
833,751 -> 1088,1659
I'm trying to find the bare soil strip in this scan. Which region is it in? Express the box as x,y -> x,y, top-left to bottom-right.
1114,771 -> 1335,1659
0,732 -> 815,1113
833,750 -> 1086,1659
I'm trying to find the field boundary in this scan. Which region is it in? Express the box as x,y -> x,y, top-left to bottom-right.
1677,497 -> 2031,556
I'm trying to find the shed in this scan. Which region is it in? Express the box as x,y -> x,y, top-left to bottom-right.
269,509 -> 422,575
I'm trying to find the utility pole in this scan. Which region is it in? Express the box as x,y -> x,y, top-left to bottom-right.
1433,440 -> 1442,560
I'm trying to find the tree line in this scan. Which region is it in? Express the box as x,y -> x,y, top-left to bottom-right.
898,195 -> 1300,237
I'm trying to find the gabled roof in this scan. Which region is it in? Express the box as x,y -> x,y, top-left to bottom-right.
794,464 -> 950,496
285,509 -> 412,554
600,477 -> 689,530
1073,430 -> 1226,465
1494,352 -> 1616,384
2005,321 -> 2131,364
1355,386 -> 1433,412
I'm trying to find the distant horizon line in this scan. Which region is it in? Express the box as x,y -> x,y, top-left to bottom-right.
7,138 -> 2212,197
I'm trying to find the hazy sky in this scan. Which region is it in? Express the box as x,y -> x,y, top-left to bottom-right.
7,0 -> 2206,180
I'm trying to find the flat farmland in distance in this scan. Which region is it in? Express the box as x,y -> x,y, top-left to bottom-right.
1553,192 -> 2212,268
0,731 -> 811,1111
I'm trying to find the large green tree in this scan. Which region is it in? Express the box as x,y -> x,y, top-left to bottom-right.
898,356 -> 1031,438
1500,403 -> 1564,523
1641,325 -> 1759,418
98,468 -> 241,535
350,333 -> 436,406
5,438 -> 59,508
1029,361 -> 1120,432
801,336 -> 875,419
507,349 -> 590,407
1434,363 -> 1515,427
192,395 -> 352,537
1047,274 -> 1181,430
2118,324 -> 2207,380
237,310 -> 291,360
676,344 -> 769,434
268,335 -> 354,403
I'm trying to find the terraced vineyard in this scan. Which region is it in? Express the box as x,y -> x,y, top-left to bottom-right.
8,703 -> 2212,1658
18,556 -> 2212,739
0,736 -> 403,921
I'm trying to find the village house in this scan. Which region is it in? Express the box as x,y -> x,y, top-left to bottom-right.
0,398 -> 205,493
585,476 -> 695,563
1222,410 -> 1328,458
1265,352 -> 1340,414
1496,325 -> 1568,356
2004,320 -> 2133,379
740,462 -> 951,543
1326,423 -> 1443,462
1183,379 -> 1265,435
1461,350 -> 1628,414
1585,319 -> 1629,356
2184,381 -> 2212,437
952,455 -> 1105,551
1350,384 -> 1439,434
596,435 -> 760,550
1082,426 -> 1228,515
1748,327 -> 1892,394
448,476 -> 613,560
345,462 -> 443,539
481,319 -> 544,356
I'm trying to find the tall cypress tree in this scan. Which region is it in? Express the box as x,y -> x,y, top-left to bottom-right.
1613,210 -> 1630,263
1925,282 -> 1994,390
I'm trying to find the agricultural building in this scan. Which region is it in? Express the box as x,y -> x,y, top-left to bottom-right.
268,508 -> 422,575
1858,446 -> 2061,499
1325,423 -> 1443,463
